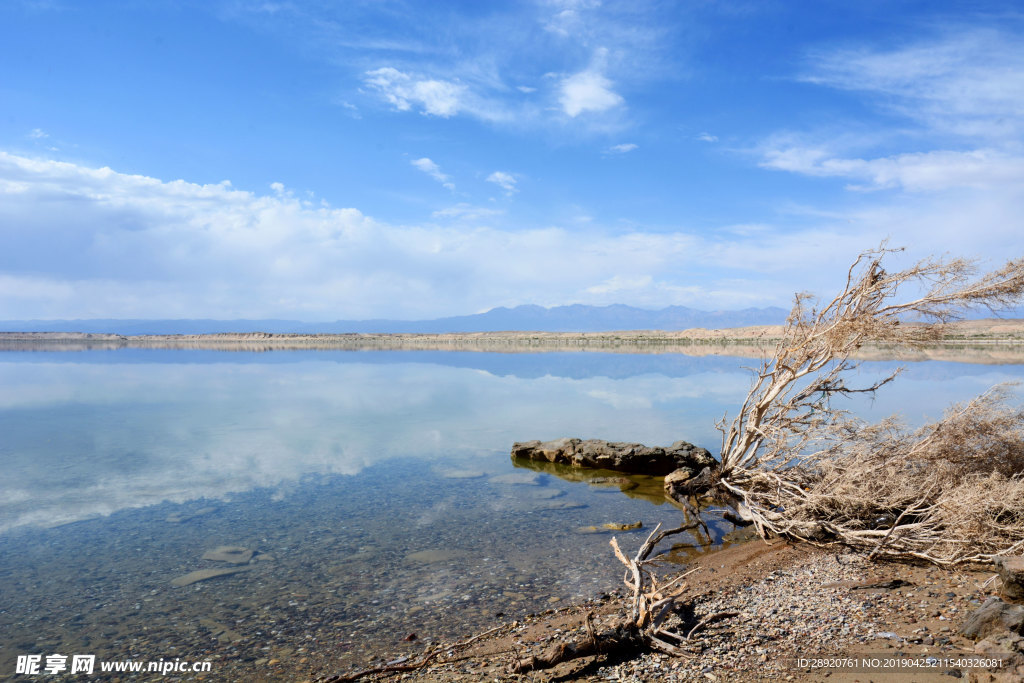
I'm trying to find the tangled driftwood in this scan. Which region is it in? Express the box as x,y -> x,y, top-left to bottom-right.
668,245 -> 1024,567
319,626 -> 502,682
513,521 -> 718,674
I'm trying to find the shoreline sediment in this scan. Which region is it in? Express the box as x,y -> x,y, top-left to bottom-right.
2,320 -> 1024,364
339,538 -> 1003,682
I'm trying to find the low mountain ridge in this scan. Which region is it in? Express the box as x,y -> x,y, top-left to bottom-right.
0,304 -> 791,335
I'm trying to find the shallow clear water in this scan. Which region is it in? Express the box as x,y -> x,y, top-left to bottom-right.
1,348 -> 1022,676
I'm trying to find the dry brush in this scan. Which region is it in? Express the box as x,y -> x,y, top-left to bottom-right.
672,245 -> 1024,567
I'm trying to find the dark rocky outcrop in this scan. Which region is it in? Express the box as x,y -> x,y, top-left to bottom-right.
511,438 -> 715,477
663,465 -> 716,499
961,596 -> 1024,639
959,573 -> 1024,678
997,556 -> 1024,602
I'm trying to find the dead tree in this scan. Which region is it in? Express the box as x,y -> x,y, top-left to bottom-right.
676,245 -> 1024,566
513,522 -> 705,673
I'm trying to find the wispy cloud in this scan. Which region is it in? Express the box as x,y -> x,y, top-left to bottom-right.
740,26 -> 1024,301
486,171 -> 518,195
608,143 -> 638,153
542,0 -> 603,38
335,2 -> 672,133
339,101 -> 361,119
0,152 -> 932,320
559,55 -> 624,117
696,132 -> 717,143
28,128 -> 48,139
364,67 -> 466,118
431,203 -> 502,221
411,157 -> 455,190
585,274 -> 652,295
761,146 -> 1024,192
801,28 -> 1024,140
760,28 -> 1024,200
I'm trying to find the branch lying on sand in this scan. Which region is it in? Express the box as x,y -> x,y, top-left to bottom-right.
512,617 -> 647,674
320,625 -> 503,682
513,521 -> 715,674
685,611 -> 739,640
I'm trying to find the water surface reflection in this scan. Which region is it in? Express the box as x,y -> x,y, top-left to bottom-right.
0,348 -> 1021,677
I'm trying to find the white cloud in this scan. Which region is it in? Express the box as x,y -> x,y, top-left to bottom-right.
362,65 -> 524,124
559,67 -> 624,117
696,133 -> 717,143
761,31 -> 1024,195
749,26 -> 1024,270
364,67 -> 466,117
2,152 -> 1020,322
411,157 -> 455,191
486,171 -> 518,195
28,128 -> 48,139
761,146 -> 1024,192
608,143 -> 638,153
235,1 -> 671,133
543,2 -> 598,38
347,2 -> 667,132
585,275 -> 653,295
431,203 -> 502,220
802,29 -> 1024,139
340,101 -> 361,119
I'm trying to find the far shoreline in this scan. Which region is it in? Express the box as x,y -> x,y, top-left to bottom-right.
2,319 -> 1023,364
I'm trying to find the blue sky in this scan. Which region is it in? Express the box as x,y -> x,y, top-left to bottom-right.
1,0 -> 1022,320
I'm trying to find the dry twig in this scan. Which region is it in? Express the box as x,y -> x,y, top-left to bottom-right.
321,625 -> 504,682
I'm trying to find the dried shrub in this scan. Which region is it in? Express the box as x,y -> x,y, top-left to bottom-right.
728,387 -> 1024,565
700,245 -> 1024,566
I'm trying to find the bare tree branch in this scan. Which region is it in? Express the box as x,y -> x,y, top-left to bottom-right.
686,245 -> 1024,566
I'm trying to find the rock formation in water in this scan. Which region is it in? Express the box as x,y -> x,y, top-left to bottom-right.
511,438 -> 715,476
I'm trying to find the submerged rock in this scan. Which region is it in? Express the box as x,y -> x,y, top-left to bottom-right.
438,468 -> 487,479
404,549 -> 471,564
165,506 -> 218,524
576,521 -> 644,534
170,566 -> 252,587
537,500 -> 586,510
199,618 -> 245,644
589,476 -> 638,490
524,487 -> 565,500
511,438 -> 715,476
489,471 -> 542,485
201,546 -> 254,564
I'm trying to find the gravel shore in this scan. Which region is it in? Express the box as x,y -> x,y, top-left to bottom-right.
318,539 -> 1014,682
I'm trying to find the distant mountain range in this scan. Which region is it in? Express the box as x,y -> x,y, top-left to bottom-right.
0,304 -> 792,335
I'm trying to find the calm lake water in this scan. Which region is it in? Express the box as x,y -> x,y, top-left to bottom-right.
1,347 -> 1022,678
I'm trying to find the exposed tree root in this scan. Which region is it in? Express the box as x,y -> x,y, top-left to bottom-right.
319,625 -> 503,682
685,611 -> 739,640
513,521 -> 711,673
512,618 -> 646,674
